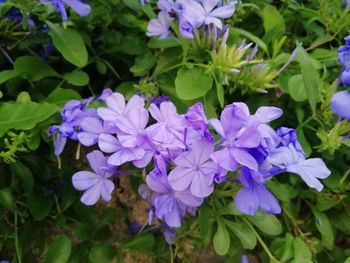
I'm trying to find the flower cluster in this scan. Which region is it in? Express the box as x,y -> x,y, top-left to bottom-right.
51,90 -> 330,243
146,0 -> 236,39
331,36 -> 350,120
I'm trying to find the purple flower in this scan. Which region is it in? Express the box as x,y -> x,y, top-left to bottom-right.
235,167 -> 281,215
97,88 -> 114,102
72,150 -> 116,205
39,0 -> 91,21
241,255 -> 249,263
331,91 -> 350,119
184,102 -> 214,142
146,101 -> 186,149
49,99 -> 97,156
98,134 -> 145,166
150,95 -> 170,107
115,107 -> 149,148
210,103 -> 261,171
168,140 -> 218,197
146,171 -> 203,227
267,144 -> 331,192
97,92 -> 145,122
276,127 -> 304,155
180,0 -> 236,30
77,117 -> 106,146
146,12 -> 170,39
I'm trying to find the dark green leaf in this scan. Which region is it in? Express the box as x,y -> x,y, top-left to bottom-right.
122,233 -> 155,251
88,244 -> 116,263
10,161 -> 34,192
47,22 -> 88,68
14,56 -> 59,81
28,187 -> 54,220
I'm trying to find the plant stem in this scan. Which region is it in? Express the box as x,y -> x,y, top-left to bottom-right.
15,213 -> 22,263
243,218 -> 281,263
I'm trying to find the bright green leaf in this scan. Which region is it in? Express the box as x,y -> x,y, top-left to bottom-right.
288,74 -> 307,102
44,235 -> 71,263
0,101 -> 58,137
175,67 -> 213,100
292,237 -> 312,263
213,219 -> 230,256
0,189 -> 16,211
247,211 -> 282,236
312,208 -> 334,250
297,42 -> 320,112
63,71 -> 89,86
224,219 -> 257,249
46,88 -> 81,106
0,70 -> 18,85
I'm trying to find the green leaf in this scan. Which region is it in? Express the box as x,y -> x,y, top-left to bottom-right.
345,257 -> 350,263
130,53 -> 157,76
122,0 -> 142,10
175,67 -> 213,100
0,101 -> 58,137
213,219 -> 230,256
89,244 -> 116,263
122,233 -> 155,251
297,42 -> 320,112
224,220 -> 257,249
292,237 -> 312,263
14,56 -> 59,81
147,37 -> 180,49
47,22 -> 88,68
215,77 -> 224,108
28,187 -> 54,220
96,208 -> 116,229
271,234 -> 294,262
0,70 -> 18,85
312,208 -> 334,250
267,180 -> 299,202
10,161 -> 34,192
46,88 -> 81,106
152,48 -> 182,77
44,235 -> 71,263
16,91 -> 31,103
288,74 -> 307,102
262,5 -> 285,42
247,211 -> 282,236
231,27 -> 268,54
0,189 -> 16,211
63,71 -> 89,86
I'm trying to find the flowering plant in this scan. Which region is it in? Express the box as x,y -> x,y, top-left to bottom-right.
1,0 -> 350,262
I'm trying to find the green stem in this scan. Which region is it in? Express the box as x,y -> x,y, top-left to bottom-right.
243,218 -> 280,263
15,213 -> 22,263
